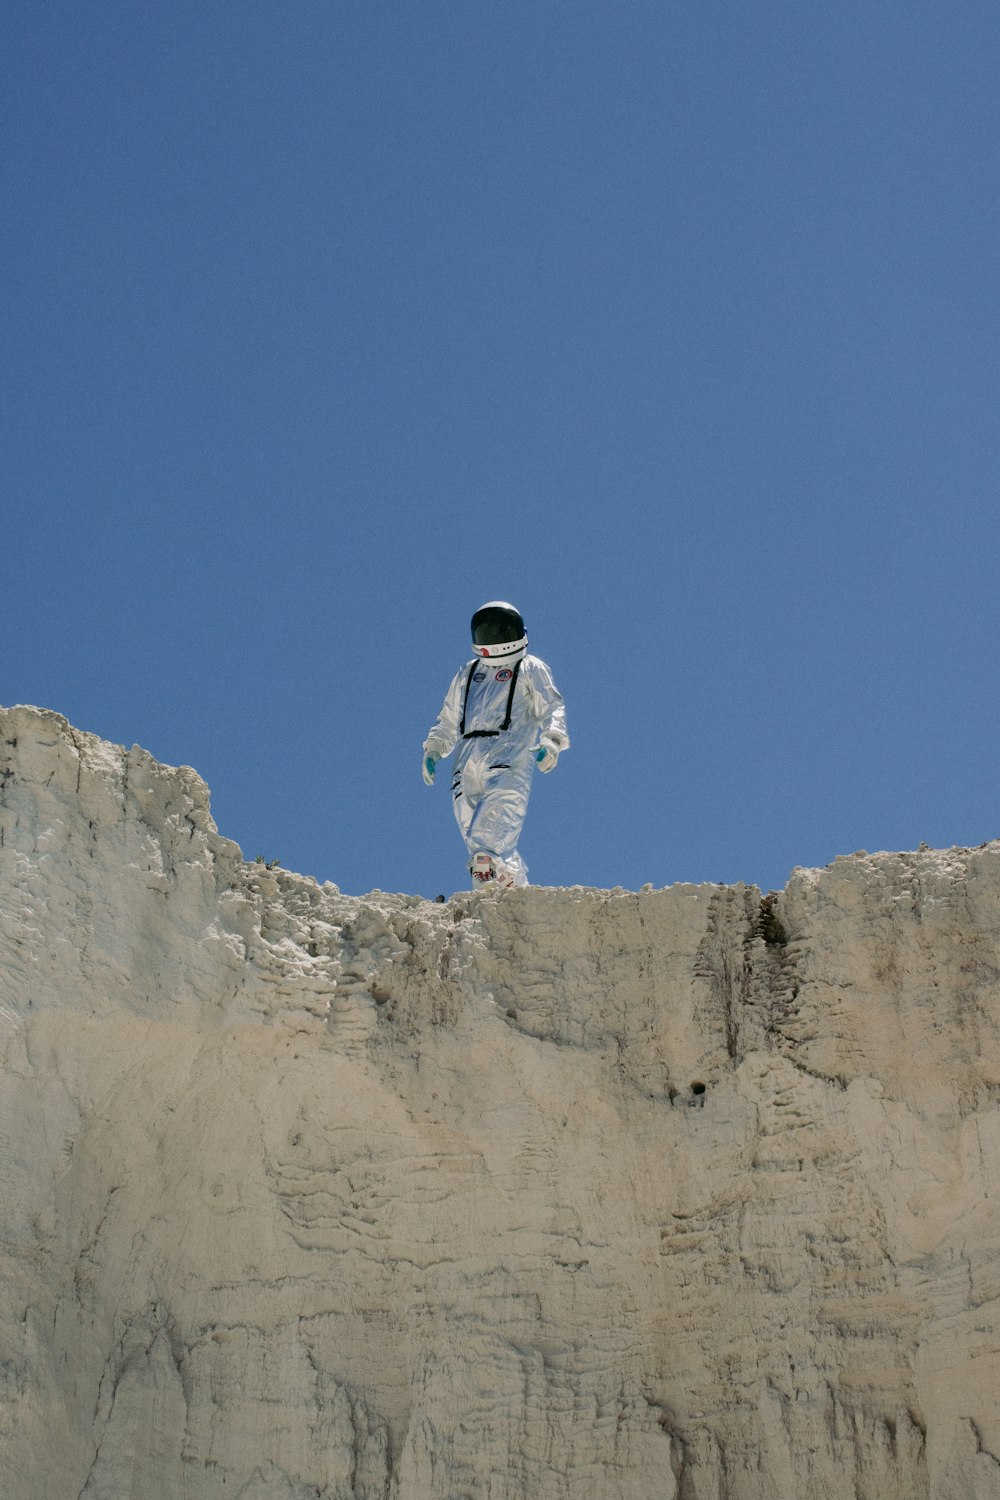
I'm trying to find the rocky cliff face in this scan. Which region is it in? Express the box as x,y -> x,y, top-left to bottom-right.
1,704 -> 999,1499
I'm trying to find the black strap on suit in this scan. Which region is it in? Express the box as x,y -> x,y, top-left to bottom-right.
459,656 -> 523,738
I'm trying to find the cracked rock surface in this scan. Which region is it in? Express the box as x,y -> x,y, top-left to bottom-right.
2,703 -> 1000,1499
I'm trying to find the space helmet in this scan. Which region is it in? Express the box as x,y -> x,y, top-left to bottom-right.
470,601 -> 528,660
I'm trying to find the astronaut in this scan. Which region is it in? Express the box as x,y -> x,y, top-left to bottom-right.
422,601 -> 569,887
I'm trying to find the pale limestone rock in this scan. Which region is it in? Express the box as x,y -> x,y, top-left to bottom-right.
1,703 -> 1000,1498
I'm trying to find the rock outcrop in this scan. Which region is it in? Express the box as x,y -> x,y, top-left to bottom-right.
2,703 -> 999,1499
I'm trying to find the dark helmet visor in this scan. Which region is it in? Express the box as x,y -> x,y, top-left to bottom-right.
471,604 -> 525,646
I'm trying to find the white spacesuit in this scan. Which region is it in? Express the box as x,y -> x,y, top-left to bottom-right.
422,601 -> 569,887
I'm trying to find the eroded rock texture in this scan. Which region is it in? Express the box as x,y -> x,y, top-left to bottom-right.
1,704 -> 999,1499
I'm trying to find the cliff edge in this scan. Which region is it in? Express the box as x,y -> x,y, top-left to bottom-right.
1,705 -> 999,1499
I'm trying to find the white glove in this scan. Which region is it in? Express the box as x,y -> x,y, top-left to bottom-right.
535,735 -> 561,774
422,753 -> 436,786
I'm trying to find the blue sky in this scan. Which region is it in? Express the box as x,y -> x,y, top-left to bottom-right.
5,1 -> 999,898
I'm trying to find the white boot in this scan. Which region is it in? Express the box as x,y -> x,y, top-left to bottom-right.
470,853 -> 497,886
469,853 -> 517,889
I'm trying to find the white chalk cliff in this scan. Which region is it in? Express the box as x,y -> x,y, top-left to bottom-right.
1,704 -> 999,1499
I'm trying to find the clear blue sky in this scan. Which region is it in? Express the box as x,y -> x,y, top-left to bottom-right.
5,2 -> 999,898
